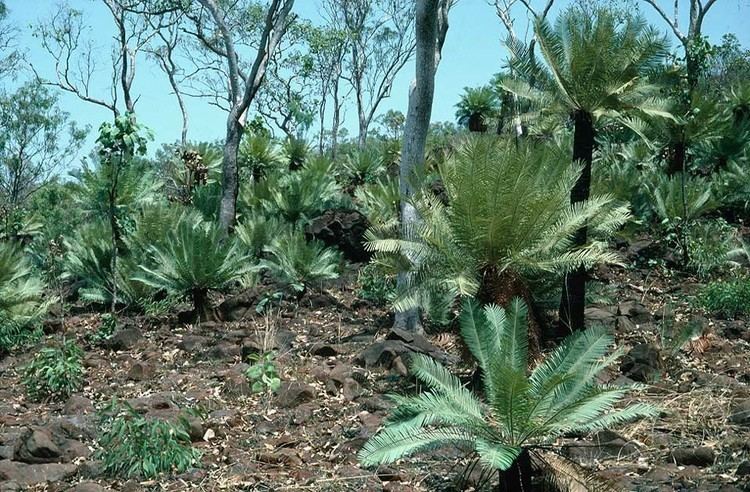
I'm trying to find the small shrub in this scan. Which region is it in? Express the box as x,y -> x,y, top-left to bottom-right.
86,313 -> 118,346
357,263 -> 395,306
97,401 -> 201,479
685,219 -> 737,278
697,278 -> 750,317
244,352 -> 281,393
23,339 -> 84,401
0,312 -> 42,354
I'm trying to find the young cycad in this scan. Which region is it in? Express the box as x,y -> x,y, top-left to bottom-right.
359,298 -> 657,491
133,212 -> 251,318
257,230 -> 340,296
0,241 -> 47,352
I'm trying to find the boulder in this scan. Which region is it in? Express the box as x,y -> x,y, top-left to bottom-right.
0,461 -> 77,486
276,382 -> 315,408
217,290 -> 260,322
14,428 -> 61,464
64,395 -> 94,415
730,399 -> 750,426
305,208 -> 370,262
584,307 -> 617,328
669,446 -> 715,467
620,343 -> 662,382
127,360 -> 155,381
564,430 -> 639,462
177,335 -> 211,353
106,327 -> 142,351
618,300 -> 652,324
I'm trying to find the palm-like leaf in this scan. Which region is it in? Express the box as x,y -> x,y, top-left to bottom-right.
133,212 -> 251,312
367,136 -> 629,320
359,298 -> 657,488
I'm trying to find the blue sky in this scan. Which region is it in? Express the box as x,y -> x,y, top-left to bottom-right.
6,0 -> 750,154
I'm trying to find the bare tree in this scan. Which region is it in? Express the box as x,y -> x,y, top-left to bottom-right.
33,1 -> 156,118
395,0 -> 452,332
144,11 -> 190,145
640,0 -> 723,88
326,0 -> 416,148
183,0 -> 295,233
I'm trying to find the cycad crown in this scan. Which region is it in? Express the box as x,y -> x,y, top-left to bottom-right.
366,136 -> 629,317
359,298 -> 657,490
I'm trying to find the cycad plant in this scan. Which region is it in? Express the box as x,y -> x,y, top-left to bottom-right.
235,214 -> 292,258
501,7 -> 672,331
0,241 -> 46,352
455,86 -> 500,133
342,148 -> 386,185
257,230 -> 341,296
134,212 -> 251,319
367,136 -> 628,338
359,298 -> 657,491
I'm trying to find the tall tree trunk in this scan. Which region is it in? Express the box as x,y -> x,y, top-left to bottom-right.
559,110 -> 594,333
394,0 -> 450,332
218,116 -> 242,232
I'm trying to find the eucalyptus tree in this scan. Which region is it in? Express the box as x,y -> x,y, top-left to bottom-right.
325,0 -> 417,148
0,82 -> 86,211
182,0 -> 295,233
393,0 -> 451,332
33,0 -> 156,117
501,7 -> 672,332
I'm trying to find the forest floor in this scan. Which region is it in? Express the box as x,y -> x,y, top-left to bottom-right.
2,245 -> 750,491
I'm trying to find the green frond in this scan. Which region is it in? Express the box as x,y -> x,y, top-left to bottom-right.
358,426 -> 476,467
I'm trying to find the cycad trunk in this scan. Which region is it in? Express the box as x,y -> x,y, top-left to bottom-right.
559,110 -> 594,333
468,113 -> 487,133
478,267 -> 540,355
497,449 -> 533,492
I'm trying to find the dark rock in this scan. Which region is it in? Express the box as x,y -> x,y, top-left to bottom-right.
71,482 -> 107,492
355,340 -> 410,368
584,307 -> 617,328
217,289 -> 260,322
564,430 -> 639,462
106,327 -> 142,351
626,239 -> 657,259
305,208 -> 370,262
64,395 -> 94,415
616,316 -> 637,332
618,300 -> 652,324
669,447 -> 715,467
276,382 -> 315,408
342,378 -> 364,401
59,439 -> 90,462
0,461 -> 77,486
222,367 -> 253,397
178,335 -> 211,353
620,343 -> 662,382
311,343 -> 342,357
736,460 -> 750,476
127,360 -> 155,381
43,318 -> 64,333
14,428 -> 61,463
729,399 -> 750,426
206,341 -> 240,360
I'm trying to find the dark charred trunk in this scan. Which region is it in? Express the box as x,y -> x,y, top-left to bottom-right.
559,110 -> 594,334
666,138 -> 687,175
497,449 -> 533,492
477,267 -> 541,355
468,113 -> 488,133
219,117 -> 242,234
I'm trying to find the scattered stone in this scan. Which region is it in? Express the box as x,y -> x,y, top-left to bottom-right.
64,395 -> 94,415
217,290 -> 260,322
71,482 -> 107,492
311,343 -> 342,357
276,382 -> 315,408
127,360 -> 155,381
736,460 -> 750,476
14,428 -> 61,463
729,399 -> 750,426
0,461 -> 77,486
669,446 -> 715,467
584,307 -> 617,328
177,335 -> 211,353
106,327 -> 142,351
620,343 -> 662,382
564,430 -> 639,462
618,300 -> 652,324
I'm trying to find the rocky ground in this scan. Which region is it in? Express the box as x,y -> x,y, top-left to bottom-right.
2,254 -> 750,491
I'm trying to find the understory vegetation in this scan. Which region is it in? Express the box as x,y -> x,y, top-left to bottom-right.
0,0 -> 749,490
